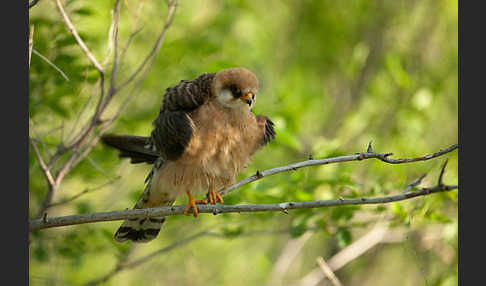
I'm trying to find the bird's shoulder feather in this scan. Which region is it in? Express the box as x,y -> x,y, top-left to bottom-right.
151,73 -> 216,161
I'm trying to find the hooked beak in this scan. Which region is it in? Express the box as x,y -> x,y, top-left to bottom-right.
240,92 -> 254,106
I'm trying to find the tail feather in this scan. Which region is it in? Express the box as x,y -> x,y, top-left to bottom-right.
101,134 -> 159,164
114,200 -> 175,243
112,153 -> 171,243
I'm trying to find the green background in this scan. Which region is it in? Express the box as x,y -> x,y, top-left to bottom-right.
29,0 -> 458,285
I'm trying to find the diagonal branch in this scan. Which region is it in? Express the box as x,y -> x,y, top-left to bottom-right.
219,142 -> 458,196
29,0 -> 41,9
30,138 -> 56,187
47,176 -> 121,209
115,0 -> 178,92
32,49 -> 70,81
82,231 -> 206,285
54,0 -> 105,75
316,256 -> 343,286
298,222 -> 393,286
29,25 -> 34,68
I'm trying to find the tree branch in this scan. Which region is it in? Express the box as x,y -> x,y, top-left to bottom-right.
316,256 -> 343,286
29,0 -> 41,9
30,138 -> 56,187
32,48 -> 70,81
29,166 -> 457,231
47,176 -> 120,209
30,0 -> 179,222
298,222 -> 395,286
54,0 -> 105,75
116,0 -> 178,92
83,226 -> 313,285
219,142 -> 458,196
29,25 -> 34,68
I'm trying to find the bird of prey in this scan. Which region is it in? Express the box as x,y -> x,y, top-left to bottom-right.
102,67 -> 276,243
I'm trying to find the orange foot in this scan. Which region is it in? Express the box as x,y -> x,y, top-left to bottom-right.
184,191 -> 207,218
207,188 -> 224,205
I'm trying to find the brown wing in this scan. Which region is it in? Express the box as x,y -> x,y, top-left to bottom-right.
256,115 -> 276,146
151,73 -> 216,161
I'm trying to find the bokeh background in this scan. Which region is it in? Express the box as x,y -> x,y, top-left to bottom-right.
29,0 -> 458,285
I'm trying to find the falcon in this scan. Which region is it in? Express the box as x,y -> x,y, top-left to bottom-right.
102,67 -> 276,243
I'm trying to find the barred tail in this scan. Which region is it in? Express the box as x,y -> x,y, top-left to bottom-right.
114,199 -> 174,243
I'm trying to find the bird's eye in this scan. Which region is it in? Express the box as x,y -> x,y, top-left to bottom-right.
229,84 -> 241,98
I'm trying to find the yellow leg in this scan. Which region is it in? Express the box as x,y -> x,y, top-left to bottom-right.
184,191 -> 207,218
207,188 -> 224,205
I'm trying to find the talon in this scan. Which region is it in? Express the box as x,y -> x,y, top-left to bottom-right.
207,189 -> 224,205
184,191 -> 206,218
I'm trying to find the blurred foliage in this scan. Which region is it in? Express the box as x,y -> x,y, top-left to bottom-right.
29,0 -> 457,285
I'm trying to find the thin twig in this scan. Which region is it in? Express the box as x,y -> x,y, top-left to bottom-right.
51,0 -> 106,155
438,159 -> 448,186
404,235 -> 430,286
268,232 -> 313,286
316,257 -> 343,286
109,0 -> 121,96
47,176 -> 121,208
84,231 -> 207,286
54,0 -> 105,74
298,222 -> 391,286
116,0 -> 177,91
102,8 -> 115,67
103,0 -> 178,124
376,144 -> 458,164
30,139 -> 56,187
403,173 -> 427,193
119,1 -> 145,62
32,49 -> 70,81
29,25 -> 34,68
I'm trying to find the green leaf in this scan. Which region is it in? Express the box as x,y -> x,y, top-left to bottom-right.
33,244 -> 49,262
76,201 -> 93,214
72,8 -> 95,16
221,226 -> 244,238
289,224 -> 307,238
336,227 -> 352,248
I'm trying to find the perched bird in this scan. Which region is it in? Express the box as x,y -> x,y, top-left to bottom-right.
102,67 -> 276,243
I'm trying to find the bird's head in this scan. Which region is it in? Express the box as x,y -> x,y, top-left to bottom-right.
212,67 -> 259,110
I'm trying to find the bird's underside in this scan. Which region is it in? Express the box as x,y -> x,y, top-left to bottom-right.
101,67 -> 275,243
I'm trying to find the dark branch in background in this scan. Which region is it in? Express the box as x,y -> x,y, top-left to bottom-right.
29,0 -> 41,9
31,0 -> 178,219
86,220 -> 408,285
84,227 -> 308,285
47,176 -> 121,209
30,143 -> 458,231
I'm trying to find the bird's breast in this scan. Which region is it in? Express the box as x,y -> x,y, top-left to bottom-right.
156,100 -> 261,195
